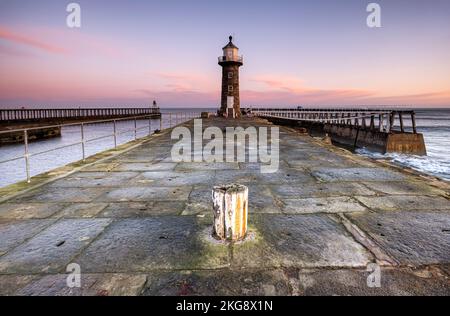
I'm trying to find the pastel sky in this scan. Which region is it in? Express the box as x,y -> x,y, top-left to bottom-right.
1,0 -> 450,108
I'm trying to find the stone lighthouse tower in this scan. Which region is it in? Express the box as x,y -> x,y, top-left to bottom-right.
218,36 -> 243,118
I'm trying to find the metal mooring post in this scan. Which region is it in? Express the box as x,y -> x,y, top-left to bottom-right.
212,184 -> 248,241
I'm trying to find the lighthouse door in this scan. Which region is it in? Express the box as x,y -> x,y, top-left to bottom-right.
227,96 -> 235,118
227,96 -> 234,109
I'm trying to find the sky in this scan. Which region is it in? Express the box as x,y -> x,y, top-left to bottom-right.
0,0 -> 449,108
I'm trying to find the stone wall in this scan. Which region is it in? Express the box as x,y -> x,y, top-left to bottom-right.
220,63 -> 241,117
0,127 -> 61,145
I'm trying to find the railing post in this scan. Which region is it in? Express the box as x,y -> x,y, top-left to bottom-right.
399,112 -> 404,133
389,112 -> 395,132
411,112 -> 417,134
80,123 -> 86,162
113,120 -> 117,148
160,114 -> 163,131
148,116 -> 152,135
169,113 -> 172,127
24,130 -> 31,183
134,117 -> 137,140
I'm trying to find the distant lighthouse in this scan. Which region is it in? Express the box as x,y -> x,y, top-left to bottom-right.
218,36 -> 243,118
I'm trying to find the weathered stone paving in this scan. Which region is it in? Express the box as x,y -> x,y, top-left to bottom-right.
0,117 -> 449,296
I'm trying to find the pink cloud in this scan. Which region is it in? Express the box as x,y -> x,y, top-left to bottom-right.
133,88 -> 218,107
250,75 -> 306,93
358,91 -> 450,106
0,26 -> 68,54
0,25 -> 126,59
151,72 -> 218,92
246,74 -> 375,105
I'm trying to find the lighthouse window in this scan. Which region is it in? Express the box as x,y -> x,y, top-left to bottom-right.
228,72 -> 233,79
228,85 -> 233,92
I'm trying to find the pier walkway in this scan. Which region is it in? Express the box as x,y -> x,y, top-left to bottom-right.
0,117 -> 449,295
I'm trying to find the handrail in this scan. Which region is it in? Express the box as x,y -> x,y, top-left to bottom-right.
0,107 -> 161,122
0,112 -> 201,184
252,109 -> 418,134
218,56 -> 243,63
0,114 -> 157,134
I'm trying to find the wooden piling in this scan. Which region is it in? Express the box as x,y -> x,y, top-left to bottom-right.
212,184 -> 248,241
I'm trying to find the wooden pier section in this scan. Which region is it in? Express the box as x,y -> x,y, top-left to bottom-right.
0,117 -> 448,296
0,107 -> 162,145
250,108 -> 427,155
0,107 -> 161,124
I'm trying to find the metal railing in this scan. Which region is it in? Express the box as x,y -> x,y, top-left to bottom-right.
218,56 -> 244,63
0,112 -> 200,183
0,107 -> 160,122
251,108 -> 418,134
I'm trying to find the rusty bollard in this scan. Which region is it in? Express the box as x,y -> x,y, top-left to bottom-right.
212,184 -> 248,241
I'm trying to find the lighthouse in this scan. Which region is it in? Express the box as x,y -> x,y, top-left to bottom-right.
218,36 -> 243,118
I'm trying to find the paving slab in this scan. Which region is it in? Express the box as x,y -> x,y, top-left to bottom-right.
48,172 -> 139,188
0,275 -> 36,296
231,214 -> 372,268
355,195 -> 450,211
0,203 -> 65,219
13,187 -> 108,203
56,203 -> 109,218
15,273 -> 147,296
348,211 -> 450,265
312,167 -> 405,182
98,186 -> 191,202
361,181 -> 447,196
132,171 -> 216,187
285,268 -> 450,296
215,169 -> 316,185
182,186 -> 212,216
175,162 -> 239,171
143,269 -> 291,296
239,161 -> 289,170
112,162 -> 177,172
75,217 -> 229,272
80,162 -> 120,172
281,197 -> 368,214
0,219 -> 55,256
286,155 -> 360,169
98,201 -> 185,217
271,183 -> 376,199
0,218 -> 112,274
248,186 -> 282,214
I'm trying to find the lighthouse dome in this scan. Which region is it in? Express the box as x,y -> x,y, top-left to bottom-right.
222,36 -> 239,61
222,36 -> 239,50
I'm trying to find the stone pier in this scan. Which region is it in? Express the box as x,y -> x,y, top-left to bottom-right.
0,117 -> 449,296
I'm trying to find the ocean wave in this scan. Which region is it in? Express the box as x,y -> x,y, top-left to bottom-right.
356,148 -> 450,181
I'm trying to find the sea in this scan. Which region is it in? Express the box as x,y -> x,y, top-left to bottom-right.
356,109 -> 450,182
0,108 -> 449,187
